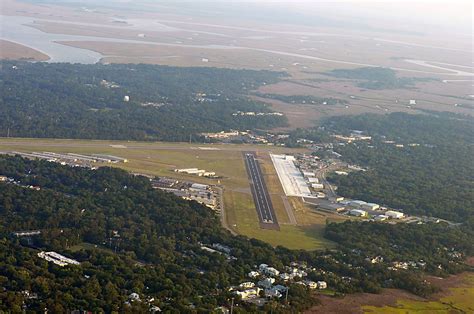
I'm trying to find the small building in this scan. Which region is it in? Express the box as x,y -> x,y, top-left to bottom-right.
349,209 -> 367,217
361,203 -> 380,211
329,196 -> 345,202
318,203 -> 345,212
258,263 -> 269,272
311,183 -> 324,189
349,200 -> 367,208
265,288 -> 282,298
0,176 -> 7,182
212,243 -> 231,254
334,171 -> 348,176
303,280 -> 318,289
385,210 -> 404,219
248,271 -> 260,278
37,251 -> 80,267
374,214 -> 388,221
239,282 -> 255,289
128,292 -> 140,301
264,267 -> 280,276
176,168 -> 199,173
12,230 -> 41,237
273,285 -> 287,293
191,183 -> 209,190
317,281 -> 327,289
123,95 -> 130,102
234,287 -> 260,300
302,171 -> 315,177
258,278 -> 275,289
308,177 -> 319,183
409,99 -> 416,105
279,273 -> 291,281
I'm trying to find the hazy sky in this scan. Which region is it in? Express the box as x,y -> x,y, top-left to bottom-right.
257,1 -> 473,35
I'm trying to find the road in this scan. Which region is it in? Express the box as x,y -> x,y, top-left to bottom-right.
214,185 -> 237,236
315,163 -> 342,198
243,152 -> 279,230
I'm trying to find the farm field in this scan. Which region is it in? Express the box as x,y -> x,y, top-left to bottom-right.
0,137 -> 339,250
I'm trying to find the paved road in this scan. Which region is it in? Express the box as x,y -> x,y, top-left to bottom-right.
243,152 -> 279,230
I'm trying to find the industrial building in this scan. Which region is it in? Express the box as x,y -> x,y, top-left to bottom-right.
361,202 -> 380,211
37,251 -> 80,267
175,168 -> 216,177
385,210 -> 404,219
190,183 -> 209,190
318,203 -> 345,212
348,200 -> 367,208
349,209 -> 368,217
270,154 -> 312,197
90,154 -> 128,163
12,230 -> 41,237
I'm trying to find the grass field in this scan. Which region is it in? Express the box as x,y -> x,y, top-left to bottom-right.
0,137 -> 341,250
362,274 -> 474,314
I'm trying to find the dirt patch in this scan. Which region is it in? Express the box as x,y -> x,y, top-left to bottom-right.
0,40 -> 49,61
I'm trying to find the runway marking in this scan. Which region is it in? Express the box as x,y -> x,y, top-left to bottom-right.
243,152 -> 279,230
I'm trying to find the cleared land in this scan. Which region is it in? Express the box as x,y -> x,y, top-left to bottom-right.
0,137 -> 339,250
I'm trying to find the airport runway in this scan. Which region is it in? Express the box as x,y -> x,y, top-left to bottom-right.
243,152 -> 279,230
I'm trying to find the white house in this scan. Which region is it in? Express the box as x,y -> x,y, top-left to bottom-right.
258,263 -> 269,272
317,281 -> 327,289
248,271 -> 260,278
265,288 -> 282,298
239,282 -> 255,289
235,288 -> 260,300
304,280 -> 318,289
264,267 -> 280,276
258,278 -> 275,289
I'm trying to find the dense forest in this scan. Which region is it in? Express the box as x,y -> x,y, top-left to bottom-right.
0,61 -> 287,141
325,112 -> 474,223
326,67 -> 435,89
0,156 -> 472,312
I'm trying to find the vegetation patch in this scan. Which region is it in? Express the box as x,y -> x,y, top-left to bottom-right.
326,67 -> 436,90
0,61 -> 287,141
325,112 -> 474,222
